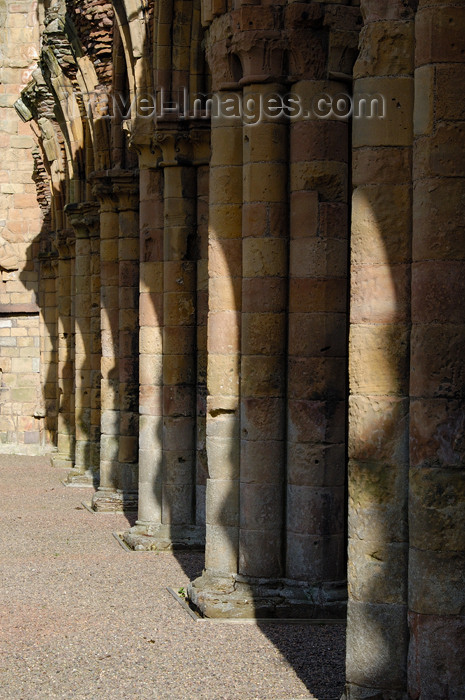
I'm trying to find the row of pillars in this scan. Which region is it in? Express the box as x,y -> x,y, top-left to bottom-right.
46,79 -> 349,616
33,0 -> 464,694
52,128 -> 210,548
189,79 -> 348,617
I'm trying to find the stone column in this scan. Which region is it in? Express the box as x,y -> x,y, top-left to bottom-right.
123,129 -> 208,549
39,253 -> 59,447
91,173 -> 121,511
345,3 -> 415,697
89,215 -> 101,482
408,3 -> 465,696
162,163 -> 197,534
133,166 -> 164,531
64,202 -> 100,486
116,174 -> 139,510
239,82 -> 288,585
189,0 -> 360,620
286,78 -> 348,616
52,229 -> 75,470
188,97 -> 243,610
195,164 -> 209,528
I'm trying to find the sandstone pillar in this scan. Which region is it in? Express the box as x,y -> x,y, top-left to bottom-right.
161,163 -> 197,531
345,3 -> 415,696
91,172 -> 137,512
239,82 -> 287,583
39,254 -> 59,447
52,229 -> 75,470
188,96 -> 243,608
64,202 -> 100,486
408,3 -> 465,696
190,5 -> 358,617
89,216 -> 101,483
123,130 -> 208,549
195,164 -> 209,529
117,175 -> 140,510
286,79 -> 348,615
133,166 -> 164,530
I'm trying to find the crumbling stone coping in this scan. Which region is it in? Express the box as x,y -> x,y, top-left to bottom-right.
0,303 -> 40,315
166,588 -> 347,625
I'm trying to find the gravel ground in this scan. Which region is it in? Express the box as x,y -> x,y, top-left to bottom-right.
0,454 -> 346,699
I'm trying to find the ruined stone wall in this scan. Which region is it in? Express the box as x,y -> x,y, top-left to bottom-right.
0,0 -> 45,449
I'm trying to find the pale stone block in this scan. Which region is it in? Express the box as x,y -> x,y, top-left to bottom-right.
205,436 -> 239,480
414,64 -> 434,136
205,524 -> 239,574
349,323 -> 409,396
206,479 -> 239,527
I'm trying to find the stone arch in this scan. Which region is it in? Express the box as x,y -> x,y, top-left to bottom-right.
112,0 -> 150,100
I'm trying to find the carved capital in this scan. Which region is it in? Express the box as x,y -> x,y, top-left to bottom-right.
55,228 -> 75,259
205,3 -> 362,89
148,122 -> 210,167
89,170 -> 139,212
64,202 -> 100,239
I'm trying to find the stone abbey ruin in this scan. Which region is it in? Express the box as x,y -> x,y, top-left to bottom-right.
0,0 -> 464,697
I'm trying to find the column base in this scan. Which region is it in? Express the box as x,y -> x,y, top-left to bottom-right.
51,455 -> 74,470
122,521 -> 205,551
64,467 -> 99,487
91,488 -> 138,512
187,571 -> 347,619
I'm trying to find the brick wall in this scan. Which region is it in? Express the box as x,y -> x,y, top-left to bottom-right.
0,0 -> 45,450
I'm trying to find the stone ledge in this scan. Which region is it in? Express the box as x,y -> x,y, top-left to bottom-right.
122,522 -> 205,551
91,487 -> 138,512
0,303 -> 40,315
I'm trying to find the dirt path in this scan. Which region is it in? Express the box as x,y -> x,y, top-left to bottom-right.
0,454 -> 345,699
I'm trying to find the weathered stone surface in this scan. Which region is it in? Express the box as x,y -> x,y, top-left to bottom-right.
409,466 -> 465,552
349,324 -> 410,396
354,21 -> 414,79
346,601 -> 408,691
409,549 -> 465,616
348,396 -> 409,464
408,613 -> 465,700
348,460 -> 408,543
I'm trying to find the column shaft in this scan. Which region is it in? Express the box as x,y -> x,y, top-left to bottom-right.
117,182 -> 139,509
65,203 -> 99,485
136,167 -> 164,527
90,222 -> 101,478
195,164 -> 209,527
40,256 -> 58,446
162,164 -> 196,527
239,83 -> 288,580
92,178 -> 120,510
188,95 -> 243,610
408,3 -> 465,696
123,141 -> 207,550
286,79 -> 348,614
52,232 -> 75,469
345,3 -> 415,696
